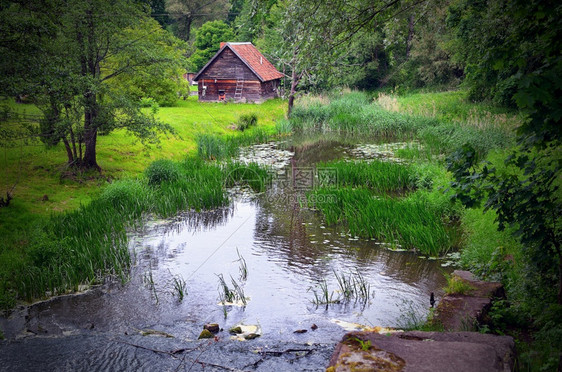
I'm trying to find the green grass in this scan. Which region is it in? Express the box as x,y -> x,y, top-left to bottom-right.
317,159 -> 417,193
289,90 -> 515,159
309,188 -> 455,256
443,274 -> 475,295
0,96 -> 284,219
196,128 -> 271,160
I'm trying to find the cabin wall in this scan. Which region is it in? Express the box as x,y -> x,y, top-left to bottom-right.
198,80 -> 264,102
260,80 -> 279,100
198,49 -> 256,81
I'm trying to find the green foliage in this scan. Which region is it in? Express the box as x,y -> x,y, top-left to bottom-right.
309,188 -> 454,256
236,113 -> 258,131
196,129 -> 271,160
0,0 -> 187,168
443,274 -> 474,295
188,20 -> 235,72
145,159 -> 182,185
317,160 -> 417,193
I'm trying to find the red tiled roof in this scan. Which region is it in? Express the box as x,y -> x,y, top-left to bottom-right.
194,42 -> 284,82
228,43 -> 284,82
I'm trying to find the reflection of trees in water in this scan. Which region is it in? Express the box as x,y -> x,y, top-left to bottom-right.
253,193 -> 447,290
162,206 -> 235,234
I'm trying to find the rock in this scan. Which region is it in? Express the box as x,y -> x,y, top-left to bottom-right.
293,329 -> 307,334
204,323 -> 220,334
434,270 -> 504,331
244,333 -> 260,340
229,326 -> 243,334
311,324 -> 318,331
198,329 -> 214,339
327,331 -> 515,372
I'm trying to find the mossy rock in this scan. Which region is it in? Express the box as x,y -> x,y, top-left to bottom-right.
229,326 -> 243,334
198,329 -> 214,339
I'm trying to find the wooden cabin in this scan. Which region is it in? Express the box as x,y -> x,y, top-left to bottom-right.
193,42 -> 284,103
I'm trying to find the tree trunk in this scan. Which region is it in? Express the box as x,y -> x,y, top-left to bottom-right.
558,251 -> 562,305
83,94 -> 100,170
287,67 -> 299,118
62,138 -> 74,165
406,14 -> 415,59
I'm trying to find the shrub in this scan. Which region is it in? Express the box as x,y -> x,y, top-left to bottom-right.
236,113 -> 258,131
145,159 -> 182,185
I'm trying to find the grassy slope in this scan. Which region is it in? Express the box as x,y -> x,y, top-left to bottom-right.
0,96 -> 285,239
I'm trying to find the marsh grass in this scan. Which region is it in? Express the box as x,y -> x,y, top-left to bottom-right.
318,160 -> 417,193
217,274 -> 247,306
143,266 -> 158,304
310,270 -> 372,306
309,188 -> 453,256
236,249 -> 248,281
170,274 -> 187,302
289,91 -> 514,158
197,128 -> 271,160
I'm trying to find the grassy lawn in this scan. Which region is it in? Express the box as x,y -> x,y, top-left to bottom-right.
0,96 -> 286,243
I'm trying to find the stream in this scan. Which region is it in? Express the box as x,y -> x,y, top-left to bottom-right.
0,138 -> 451,371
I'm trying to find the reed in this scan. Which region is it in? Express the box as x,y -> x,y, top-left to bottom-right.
236,249 -> 248,281
310,270 -> 372,306
317,160 -> 417,193
196,128 -> 271,160
309,188 -> 453,256
170,274 -> 187,302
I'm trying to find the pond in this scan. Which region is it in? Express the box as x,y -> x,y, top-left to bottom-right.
9,139 -> 446,336
0,137 -> 452,370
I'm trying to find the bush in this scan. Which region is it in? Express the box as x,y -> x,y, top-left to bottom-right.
145,159 -> 182,185
236,113 -> 258,131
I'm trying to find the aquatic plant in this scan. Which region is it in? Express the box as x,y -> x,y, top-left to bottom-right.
170,274 -> 187,302
236,249 -> 248,281
310,279 -> 338,306
143,266 -> 159,304
223,162 -> 271,193
309,188 -> 454,256
310,270 -> 372,306
317,160 -> 417,193
217,274 -> 236,303
196,128 -> 271,160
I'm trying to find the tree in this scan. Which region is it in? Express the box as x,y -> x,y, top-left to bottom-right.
447,0 -> 562,304
1,0 -> 188,170
165,0 -> 230,41
187,20 -> 234,72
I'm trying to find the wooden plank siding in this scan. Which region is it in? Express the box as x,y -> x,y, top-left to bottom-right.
198,80 -> 263,102
197,49 -> 256,81
195,44 -> 283,102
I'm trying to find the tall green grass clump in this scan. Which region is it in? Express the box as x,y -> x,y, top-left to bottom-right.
318,160 -> 417,193
309,188 -> 453,256
236,112 -> 258,131
224,162 -> 271,193
289,91 -> 441,137
197,128 -> 271,160
145,159 -> 182,185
